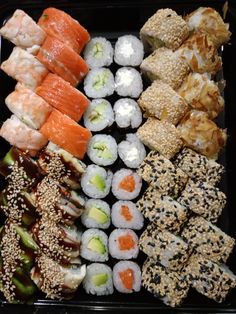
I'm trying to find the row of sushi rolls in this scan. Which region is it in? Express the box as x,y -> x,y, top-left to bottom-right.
0,4 -> 234,308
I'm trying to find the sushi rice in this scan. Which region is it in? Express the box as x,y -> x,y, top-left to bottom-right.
115,67 -> 143,98
114,98 -> 142,129
113,261 -> 141,293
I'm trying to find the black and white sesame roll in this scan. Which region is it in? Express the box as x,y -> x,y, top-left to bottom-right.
181,216 -> 235,264
142,258 -> 189,307
139,223 -> 190,271
178,179 -> 226,223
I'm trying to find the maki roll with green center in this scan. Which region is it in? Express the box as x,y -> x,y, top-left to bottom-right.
81,229 -> 108,262
81,199 -> 111,229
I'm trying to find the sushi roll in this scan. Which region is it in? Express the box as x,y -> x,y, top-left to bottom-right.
185,7 -> 231,48
140,8 -> 189,51
138,80 -> 189,125
31,254 -> 86,300
109,229 -> 139,260
111,201 -> 144,230
176,32 -> 222,75
0,115 -> 48,157
114,67 -> 143,98
117,134 -> 146,168
81,199 -> 111,229
81,164 -> 112,199
140,47 -> 189,90
137,118 -> 183,159
177,73 -> 224,119
87,134 -> 118,166
136,186 -> 188,233
113,99 -> 142,129
139,223 -> 190,271
113,261 -> 141,293
40,109 -> 92,160
178,179 -> 226,223
38,7 -> 90,54
142,258 -> 189,307
37,36 -> 89,86
181,216 -> 235,264
0,9 -> 46,49
111,169 -> 142,200
84,68 -> 115,98
137,151 -> 188,197
83,37 -> 113,68
177,110 -> 227,159
1,47 -> 48,90
174,147 -> 225,186
114,35 -> 144,66
5,85 -> 52,130
183,253 -> 236,303
81,229 -> 108,262
36,73 -> 89,122
83,99 -> 114,132
83,263 -> 113,295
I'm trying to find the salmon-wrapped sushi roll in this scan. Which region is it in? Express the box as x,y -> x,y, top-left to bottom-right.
1,47 -> 48,90
0,115 -> 48,156
177,110 -> 227,159
38,7 -> 90,54
140,47 -> 190,90
5,85 -> 52,129
185,7 -> 231,48
178,73 -> 224,119
0,9 -> 45,49
40,109 -> 92,159
36,73 -> 89,122
37,36 -> 89,86
176,32 -> 222,75
140,8 -> 189,51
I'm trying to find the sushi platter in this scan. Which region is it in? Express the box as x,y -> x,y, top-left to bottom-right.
0,0 -> 236,312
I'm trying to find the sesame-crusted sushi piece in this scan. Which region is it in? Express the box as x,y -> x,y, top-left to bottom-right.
113,261 -> 141,293
181,216 -> 235,264
137,118 -> 183,159
176,32 -> 222,75
115,67 -> 143,98
177,110 -> 227,159
81,229 -> 108,262
185,7 -> 231,48
136,186 -> 188,233
174,147 -> 224,186
31,254 -> 86,300
114,99 -> 142,129
0,9 -> 45,49
142,258 -> 189,307
1,47 -> 48,90
138,80 -> 189,125
140,8 -> 189,51
183,253 -> 236,303
178,179 -> 226,223
137,151 -> 187,197
177,73 -> 224,119
140,47 -> 189,90
139,223 -> 190,271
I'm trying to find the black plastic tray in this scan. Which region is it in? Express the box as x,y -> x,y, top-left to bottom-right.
1,0 -> 236,313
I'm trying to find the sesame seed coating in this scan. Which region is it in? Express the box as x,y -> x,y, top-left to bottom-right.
137,118 -> 183,159
138,80 -> 189,125
142,257 -> 189,307
181,216 -> 235,264
140,8 -> 189,51
140,47 -> 190,90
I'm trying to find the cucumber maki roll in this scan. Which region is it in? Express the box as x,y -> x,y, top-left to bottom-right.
83,37 -> 113,68
114,99 -> 142,129
115,67 -> 143,98
113,261 -> 141,293
81,199 -> 111,229
83,99 -> 114,132
87,134 -> 118,166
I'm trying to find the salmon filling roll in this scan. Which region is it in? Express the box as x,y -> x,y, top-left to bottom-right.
0,115 -> 48,156
38,7 -> 90,54
37,36 -> 89,86
40,109 -> 92,159
36,73 -> 89,122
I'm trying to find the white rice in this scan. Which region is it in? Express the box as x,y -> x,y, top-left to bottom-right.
115,67 -> 143,98
81,199 -> 111,229
81,229 -> 108,262
113,261 -> 141,293
113,98 -> 142,129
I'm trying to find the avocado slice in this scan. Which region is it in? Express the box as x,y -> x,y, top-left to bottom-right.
2,148 -> 15,167
92,71 -> 109,90
89,102 -> 107,123
14,226 -> 38,251
12,276 -> 36,297
89,174 -> 106,191
88,207 -> 109,224
87,237 -> 106,254
92,273 -> 108,286
19,253 -> 33,270
93,142 -> 113,159
92,42 -> 103,58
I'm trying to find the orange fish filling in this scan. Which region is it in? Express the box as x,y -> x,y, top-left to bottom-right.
118,234 -> 135,250
118,175 -> 135,192
119,268 -> 134,290
120,205 -> 133,221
